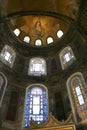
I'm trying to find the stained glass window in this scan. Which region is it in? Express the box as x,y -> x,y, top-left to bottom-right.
75,86 -> 84,105
24,84 -> 49,127
67,72 -> 87,125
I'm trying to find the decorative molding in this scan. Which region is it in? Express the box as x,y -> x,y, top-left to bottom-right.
30,112 -> 74,129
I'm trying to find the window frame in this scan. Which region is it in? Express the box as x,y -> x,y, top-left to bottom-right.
28,57 -> 47,76
0,45 -> 16,68
0,72 -> 7,107
23,84 -> 49,127
59,46 -> 76,70
67,72 -> 87,125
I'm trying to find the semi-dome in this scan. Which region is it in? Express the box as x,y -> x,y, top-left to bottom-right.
0,0 -> 87,130
1,0 -> 80,51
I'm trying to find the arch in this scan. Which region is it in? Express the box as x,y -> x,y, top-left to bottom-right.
59,46 -> 76,70
66,72 -> 87,125
24,84 -> 49,127
0,72 -> 7,107
0,45 -> 16,68
28,57 -> 47,76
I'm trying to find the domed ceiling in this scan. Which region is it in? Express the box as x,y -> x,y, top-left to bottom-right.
0,0 -> 83,87
1,0 -> 80,48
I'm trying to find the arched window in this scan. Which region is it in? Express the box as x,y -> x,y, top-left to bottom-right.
23,36 -> 30,43
28,57 -> 47,76
57,30 -> 63,38
47,37 -> 54,44
59,46 -> 76,70
67,72 -> 87,125
35,39 -> 42,46
0,72 -> 7,107
24,84 -> 49,127
0,45 -> 16,68
13,28 -> 21,37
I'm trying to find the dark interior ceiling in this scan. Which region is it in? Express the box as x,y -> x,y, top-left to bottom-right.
1,0 -> 87,88
1,1 -> 87,129
1,0 -> 80,50
2,0 -> 80,18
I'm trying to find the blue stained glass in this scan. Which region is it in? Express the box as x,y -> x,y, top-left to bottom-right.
24,85 -> 49,127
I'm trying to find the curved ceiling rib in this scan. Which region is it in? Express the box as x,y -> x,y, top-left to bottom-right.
0,0 -> 80,56
5,11 -> 73,23
1,0 -> 80,20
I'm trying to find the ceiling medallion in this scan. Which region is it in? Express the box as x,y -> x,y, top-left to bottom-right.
33,20 -> 45,37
